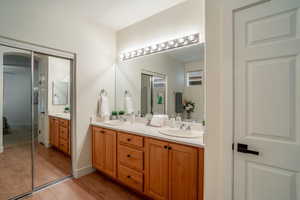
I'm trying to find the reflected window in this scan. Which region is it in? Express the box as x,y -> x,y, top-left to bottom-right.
186,70 -> 203,86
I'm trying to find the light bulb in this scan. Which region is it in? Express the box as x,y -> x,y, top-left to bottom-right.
151,44 -> 158,51
160,43 -> 166,49
120,54 -> 125,60
137,49 -> 143,55
178,38 -> 185,44
168,40 -> 175,46
188,35 -> 195,41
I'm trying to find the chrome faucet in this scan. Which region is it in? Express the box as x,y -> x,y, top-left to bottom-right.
180,123 -> 192,131
180,123 -> 185,129
186,125 -> 191,131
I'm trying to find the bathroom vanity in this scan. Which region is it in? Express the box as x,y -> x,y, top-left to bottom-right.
91,121 -> 204,200
49,114 -> 71,155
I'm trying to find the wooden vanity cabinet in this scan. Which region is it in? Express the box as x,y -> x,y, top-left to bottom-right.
91,125 -> 204,200
49,117 -> 60,148
49,116 -> 71,155
145,139 -> 198,200
168,142 -> 198,200
92,126 -> 117,178
145,139 -> 169,200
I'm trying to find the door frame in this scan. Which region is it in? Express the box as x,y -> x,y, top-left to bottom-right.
219,1 -> 272,200
0,35 -> 77,195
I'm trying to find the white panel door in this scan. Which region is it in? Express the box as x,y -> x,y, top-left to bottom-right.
234,0 -> 300,200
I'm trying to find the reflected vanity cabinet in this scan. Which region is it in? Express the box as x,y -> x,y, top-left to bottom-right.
49,116 -> 71,155
91,125 -> 204,200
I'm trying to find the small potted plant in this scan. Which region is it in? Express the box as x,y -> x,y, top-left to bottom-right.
111,111 -> 118,120
118,110 -> 125,116
183,100 -> 195,119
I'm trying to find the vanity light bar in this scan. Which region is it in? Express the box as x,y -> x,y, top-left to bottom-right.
120,33 -> 200,61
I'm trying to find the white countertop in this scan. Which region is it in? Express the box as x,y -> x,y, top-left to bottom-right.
48,113 -> 71,120
91,120 -> 205,148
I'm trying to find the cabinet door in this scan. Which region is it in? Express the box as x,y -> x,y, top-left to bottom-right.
49,117 -> 54,145
92,127 -> 106,171
103,130 -> 117,178
168,143 -> 198,200
53,118 -> 60,148
145,138 -> 169,200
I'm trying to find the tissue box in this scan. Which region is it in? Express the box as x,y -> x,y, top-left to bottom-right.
150,114 -> 169,127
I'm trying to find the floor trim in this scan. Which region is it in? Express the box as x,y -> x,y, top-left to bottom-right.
33,175 -> 73,192
73,165 -> 95,178
8,192 -> 32,200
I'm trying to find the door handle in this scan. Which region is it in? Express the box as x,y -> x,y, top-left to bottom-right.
237,143 -> 259,155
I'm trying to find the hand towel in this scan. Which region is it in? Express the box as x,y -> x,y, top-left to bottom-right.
125,96 -> 134,114
98,95 -> 110,117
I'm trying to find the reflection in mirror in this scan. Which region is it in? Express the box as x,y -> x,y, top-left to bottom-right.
116,43 -> 205,122
0,46 -> 33,200
141,72 -> 167,115
0,46 -> 73,199
52,81 -> 69,105
34,54 -> 72,188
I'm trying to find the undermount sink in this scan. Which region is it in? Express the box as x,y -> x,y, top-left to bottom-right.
55,113 -> 69,116
53,113 -> 70,118
159,128 -> 203,138
104,120 -> 124,126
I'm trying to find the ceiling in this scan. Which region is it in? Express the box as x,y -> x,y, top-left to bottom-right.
166,43 -> 205,63
3,0 -> 188,31
69,0 -> 187,30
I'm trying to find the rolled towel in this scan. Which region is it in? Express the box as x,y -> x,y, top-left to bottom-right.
98,95 -> 110,118
125,96 -> 134,114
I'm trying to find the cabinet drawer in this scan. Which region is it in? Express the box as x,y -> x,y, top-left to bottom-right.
118,132 -> 143,148
59,139 -> 69,154
118,145 -> 144,171
93,126 -> 116,135
60,127 -> 69,141
118,165 -> 143,192
59,119 -> 69,128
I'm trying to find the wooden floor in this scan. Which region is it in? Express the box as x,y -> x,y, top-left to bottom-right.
34,143 -> 71,187
25,172 -> 146,200
0,142 -> 71,200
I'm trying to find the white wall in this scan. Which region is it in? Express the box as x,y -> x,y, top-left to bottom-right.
0,0 -> 116,175
3,66 -> 32,127
205,0 -> 224,199
117,0 -> 205,54
0,50 -> 3,153
183,61 -> 204,122
48,56 -> 71,114
116,53 -> 185,116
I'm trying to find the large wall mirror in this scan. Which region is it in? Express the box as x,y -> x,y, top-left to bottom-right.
116,43 -> 205,122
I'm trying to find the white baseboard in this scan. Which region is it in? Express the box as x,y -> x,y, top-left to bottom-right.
0,145 -> 3,153
44,142 -> 51,148
73,165 -> 95,178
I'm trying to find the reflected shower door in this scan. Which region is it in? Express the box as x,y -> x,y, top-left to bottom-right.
0,46 -> 33,199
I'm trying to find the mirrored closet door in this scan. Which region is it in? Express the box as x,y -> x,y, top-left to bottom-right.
0,44 -> 73,200
0,46 -> 33,200
33,53 -> 72,189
